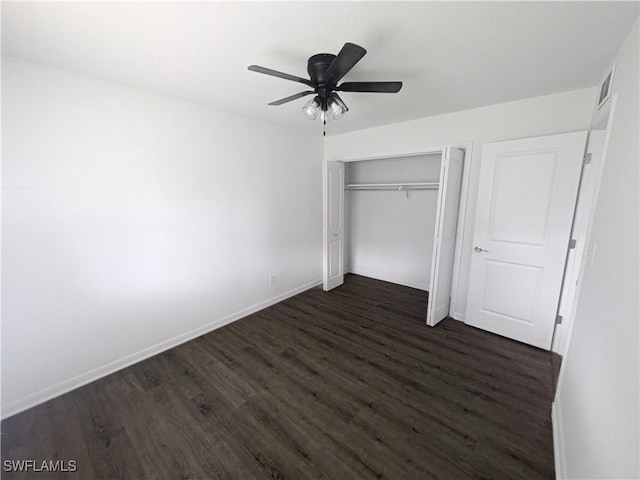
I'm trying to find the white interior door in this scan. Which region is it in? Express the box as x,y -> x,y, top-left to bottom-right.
426,147 -> 465,326
466,131 -> 588,349
323,161 -> 344,291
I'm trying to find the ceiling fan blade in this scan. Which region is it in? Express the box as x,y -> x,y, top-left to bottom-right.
324,43 -> 367,86
268,91 -> 315,106
337,81 -> 403,93
248,65 -> 314,87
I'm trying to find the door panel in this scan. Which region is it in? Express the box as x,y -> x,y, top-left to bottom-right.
482,260 -> 542,322
466,131 -> 588,349
427,147 -> 465,326
490,151 -> 557,245
329,241 -> 341,277
323,161 -> 344,291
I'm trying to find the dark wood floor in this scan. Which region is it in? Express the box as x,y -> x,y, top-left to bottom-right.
1,274 -> 555,479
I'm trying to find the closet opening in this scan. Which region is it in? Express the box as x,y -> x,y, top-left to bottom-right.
323,147 -> 466,326
345,153 -> 441,292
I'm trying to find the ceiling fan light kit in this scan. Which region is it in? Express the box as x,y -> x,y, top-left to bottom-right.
248,42 -> 402,132
302,93 -> 348,122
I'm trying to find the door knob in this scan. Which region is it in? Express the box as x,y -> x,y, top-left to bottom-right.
474,246 -> 489,252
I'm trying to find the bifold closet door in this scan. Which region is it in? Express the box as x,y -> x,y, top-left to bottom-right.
323,161 -> 345,291
426,147 -> 465,326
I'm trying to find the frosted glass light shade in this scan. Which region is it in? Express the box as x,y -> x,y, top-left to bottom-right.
328,95 -> 348,120
302,97 -> 320,120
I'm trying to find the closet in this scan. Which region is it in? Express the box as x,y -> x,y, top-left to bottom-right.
323,147 -> 465,326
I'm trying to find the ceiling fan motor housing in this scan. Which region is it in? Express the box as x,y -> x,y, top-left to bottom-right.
307,54 -> 337,87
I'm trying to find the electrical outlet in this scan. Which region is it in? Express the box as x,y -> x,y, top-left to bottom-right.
269,274 -> 277,285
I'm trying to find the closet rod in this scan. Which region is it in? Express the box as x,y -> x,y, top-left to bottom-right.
345,182 -> 439,191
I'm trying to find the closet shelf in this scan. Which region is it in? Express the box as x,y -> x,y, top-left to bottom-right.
345,182 -> 439,191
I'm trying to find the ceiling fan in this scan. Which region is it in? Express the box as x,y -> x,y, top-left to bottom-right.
248,42 -> 402,125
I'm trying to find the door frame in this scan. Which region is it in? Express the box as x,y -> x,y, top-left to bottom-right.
551,96 -> 618,357
552,95 -> 618,480
550,130 -> 604,354
323,142 -> 472,320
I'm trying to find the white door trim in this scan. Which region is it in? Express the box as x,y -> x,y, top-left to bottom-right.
552,97 -> 618,480
551,130 -> 605,354
553,96 -> 617,360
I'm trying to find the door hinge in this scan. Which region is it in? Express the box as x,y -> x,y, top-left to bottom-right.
569,238 -> 577,249
583,153 -> 592,165
556,315 -> 563,325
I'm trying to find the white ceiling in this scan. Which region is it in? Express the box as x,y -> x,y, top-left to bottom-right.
2,1 -> 638,135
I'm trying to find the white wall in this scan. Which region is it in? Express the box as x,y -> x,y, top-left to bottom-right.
345,154 -> 441,290
554,19 -> 639,479
1,57 -> 323,417
325,88 -> 596,320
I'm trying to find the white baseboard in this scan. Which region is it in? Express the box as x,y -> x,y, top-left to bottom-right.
552,400 -> 566,480
1,278 -> 322,420
451,312 -> 465,321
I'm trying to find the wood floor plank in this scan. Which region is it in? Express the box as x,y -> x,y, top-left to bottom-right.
104,377 -> 189,479
73,382 -> 146,479
1,396 -> 95,480
176,342 -> 257,408
1,274 -> 556,479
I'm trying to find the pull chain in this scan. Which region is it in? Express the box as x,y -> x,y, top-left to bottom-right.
323,116 -> 326,137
